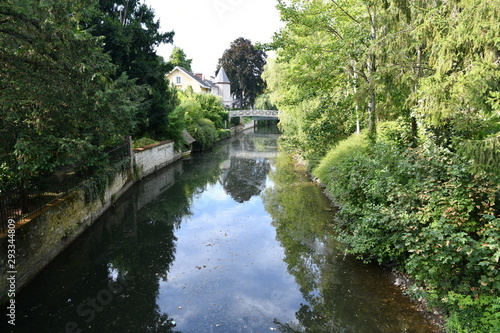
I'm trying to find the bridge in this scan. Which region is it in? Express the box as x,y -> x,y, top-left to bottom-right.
229,109 -> 280,120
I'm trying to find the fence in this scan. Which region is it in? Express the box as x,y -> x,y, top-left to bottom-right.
0,139 -> 131,234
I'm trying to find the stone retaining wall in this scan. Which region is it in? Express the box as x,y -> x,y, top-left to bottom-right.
0,140 -> 182,303
0,169 -> 132,303
133,140 -> 182,179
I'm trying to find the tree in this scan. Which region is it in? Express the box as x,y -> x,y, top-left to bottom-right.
0,0 -> 141,188
87,0 -> 178,140
167,89 -> 228,151
264,0 -> 371,161
218,37 -> 267,107
168,46 -> 193,71
265,1 -> 500,331
412,0 -> 500,173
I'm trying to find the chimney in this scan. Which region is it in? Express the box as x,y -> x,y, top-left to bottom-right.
195,73 -> 203,80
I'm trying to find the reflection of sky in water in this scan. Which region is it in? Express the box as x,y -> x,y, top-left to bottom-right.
157,181 -> 304,331
2,128 -> 439,333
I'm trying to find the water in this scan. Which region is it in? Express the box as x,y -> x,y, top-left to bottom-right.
2,126 -> 439,332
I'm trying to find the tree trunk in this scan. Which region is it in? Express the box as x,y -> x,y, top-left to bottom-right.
410,46 -> 423,146
367,9 -> 377,143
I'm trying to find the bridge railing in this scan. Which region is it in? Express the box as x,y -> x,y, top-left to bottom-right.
228,110 -> 279,118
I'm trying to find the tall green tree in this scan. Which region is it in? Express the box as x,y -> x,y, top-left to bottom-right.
0,0 -> 141,188
87,0 -> 178,140
412,0 -> 500,174
218,37 -> 267,107
265,0 -> 374,161
168,46 -> 193,71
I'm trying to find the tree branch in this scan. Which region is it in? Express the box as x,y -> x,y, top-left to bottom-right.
331,0 -> 360,24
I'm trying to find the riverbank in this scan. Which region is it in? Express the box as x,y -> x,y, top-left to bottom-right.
0,122 -> 256,305
1,126 -> 440,332
390,270 -> 446,333
291,153 -> 447,333
308,127 -> 500,333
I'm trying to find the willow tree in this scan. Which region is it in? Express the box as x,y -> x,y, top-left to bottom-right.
412,0 -> 500,174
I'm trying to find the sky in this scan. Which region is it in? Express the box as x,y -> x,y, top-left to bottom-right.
144,0 -> 283,77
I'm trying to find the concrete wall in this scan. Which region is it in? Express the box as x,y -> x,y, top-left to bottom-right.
0,169 -> 132,303
135,162 -> 183,211
133,140 -> 182,179
0,128 -> 242,303
230,121 -> 255,136
0,140 -> 182,303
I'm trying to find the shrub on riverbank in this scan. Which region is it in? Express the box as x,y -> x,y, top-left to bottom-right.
313,123 -> 500,332
217,129 -> 231,140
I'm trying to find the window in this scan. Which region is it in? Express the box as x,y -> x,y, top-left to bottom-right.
175,76 -> 182,85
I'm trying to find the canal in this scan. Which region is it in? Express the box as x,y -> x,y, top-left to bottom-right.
4,126 -> 439,332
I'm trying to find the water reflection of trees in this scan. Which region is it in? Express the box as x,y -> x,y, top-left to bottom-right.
262,153 -> 339,332
13,146 -> 233,332
221,157 -> 270,202
262,154 -> 436,333
95,147 -> 232,332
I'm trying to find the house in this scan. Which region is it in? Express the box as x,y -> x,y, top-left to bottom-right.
166,66 -> 234,108
166,66 -> 211,94
206,67 -> 232,108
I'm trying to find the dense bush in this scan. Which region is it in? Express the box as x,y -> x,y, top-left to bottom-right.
216,129 -> 231,140
313,123 -> 500,332
192,118 -> 217,151
173,90 -> 228,151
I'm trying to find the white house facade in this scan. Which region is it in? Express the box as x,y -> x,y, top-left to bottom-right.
166,66 -> 236,108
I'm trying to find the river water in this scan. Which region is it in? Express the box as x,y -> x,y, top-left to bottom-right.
3,126 -> 439,333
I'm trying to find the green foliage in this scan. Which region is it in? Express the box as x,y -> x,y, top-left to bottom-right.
192,118 -> 217,151
193,93 -> 228,129
266,0 -> 500,330
165,103 -> 187,149
314,125 -> 500,329
267,0 -> 500,170
263,54 -> 356,165
445,293 -> 500,333
83,157 -> 130,204
0,0 -> 140,187
254,93 -> 278,110
86,0 -> 178,140
314,131 -> 368,185
457,134 -> 500,178
172,89 -> 228,150
216,129 -> 231,140
168,46 -> 193,71
377,120 -> 421,148
230,117 -> 241,127
132,137 -> 158,149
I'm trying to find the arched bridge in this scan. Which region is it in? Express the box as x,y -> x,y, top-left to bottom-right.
229,109 -> 280,119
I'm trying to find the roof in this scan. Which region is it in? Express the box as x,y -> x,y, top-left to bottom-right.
182,129 -> 196,144
215,67 -> 231,84
169,66 -> 211,89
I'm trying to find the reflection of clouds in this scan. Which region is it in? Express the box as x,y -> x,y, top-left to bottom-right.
156,181 -> 305,331
107,263 -> 119,282
202,183 -> 230,201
